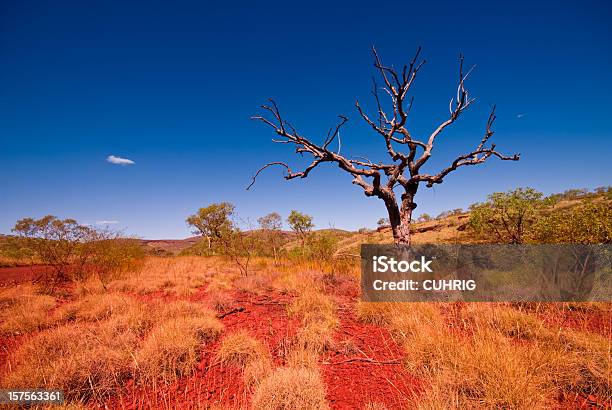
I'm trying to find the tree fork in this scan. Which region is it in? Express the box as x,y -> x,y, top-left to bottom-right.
249,47 -> 519,244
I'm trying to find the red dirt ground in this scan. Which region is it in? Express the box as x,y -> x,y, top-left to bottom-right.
0,265 -> 53,285
110,282 -> 422,409
2,267 -> 609,409
322,298 -> 423,409
111,288 -> 301,409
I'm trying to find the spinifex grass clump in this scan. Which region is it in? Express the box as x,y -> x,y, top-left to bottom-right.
134,315 -> 223,384
2,293 -> 223,402
288,289 -> 338,353
252,367 -> 329,410
109,256 -> 210,296
216,330 -> 274,388
2,322 -> 137,402
0,287 -> 57,335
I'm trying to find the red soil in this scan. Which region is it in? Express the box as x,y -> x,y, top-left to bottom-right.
112,281 -> 422,409
322,299 -> 423,409
3,272 -> 607,409
113,288 -> 301,409
0,265 -> 52,285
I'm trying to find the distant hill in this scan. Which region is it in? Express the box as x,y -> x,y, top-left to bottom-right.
142,191 -> 612,256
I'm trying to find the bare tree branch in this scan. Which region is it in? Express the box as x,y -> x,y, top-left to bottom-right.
413,107 -> 520,187
250,48 -> 520,244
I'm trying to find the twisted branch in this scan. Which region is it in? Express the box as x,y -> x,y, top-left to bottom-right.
249,48 -> 519,223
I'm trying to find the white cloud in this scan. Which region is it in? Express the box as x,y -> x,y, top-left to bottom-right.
106,155 -> 135,165
96,220 -> 119,225
516,113 -> 525,119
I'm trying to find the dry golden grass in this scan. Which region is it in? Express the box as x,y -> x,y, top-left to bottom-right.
216,330 -> 270,368
0,285 -> 57,335
459,303 -> 612,400
288,289 -> 338,354
57,292 -> 134,322
2,322 -> 135,402
159,300 -> 215,319
2,255 -> 607,408
0,282 -> 39,306
73,276 -> 107,297
392,308 -> 556,408
295,320 -> 337,354
288,289 -> 336,325
215,330 -> 274,390
109,256 -> 213,296
206,288 -> 233,312
2,288 -> 222,401
251,367 -> 329,410
286,346 -> 319,369
356,302 -> 395,326
243,357 -> 274,388
233,274 -> 272,294
52,292 -> 157,340
134,315 -> 223,384
369,301 -> 612,408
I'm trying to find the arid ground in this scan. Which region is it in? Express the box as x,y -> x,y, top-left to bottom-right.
1,212 -> 610,409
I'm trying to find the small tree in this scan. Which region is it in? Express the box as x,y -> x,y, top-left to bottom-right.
258,212 -> 284,261
287,210 -> 314,245
219,227 -> 255,276
377,217 -> 390,228
416,213 -> 432,223
531,203 -> 611,244
469,187 -> 543,244
249,48 -> 519,244
12,216 -> 95,284
186,202 -> 235,249
10,216 -> 143,290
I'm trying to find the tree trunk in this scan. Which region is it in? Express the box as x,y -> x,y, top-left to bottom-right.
386,187 -> 417,245
385,203 -> 413,245
395,211 -> 413,245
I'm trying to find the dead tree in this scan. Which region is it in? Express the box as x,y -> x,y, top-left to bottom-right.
249,48 -> 520,244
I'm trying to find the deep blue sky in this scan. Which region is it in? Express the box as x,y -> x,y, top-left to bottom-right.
1,0 -> 611,238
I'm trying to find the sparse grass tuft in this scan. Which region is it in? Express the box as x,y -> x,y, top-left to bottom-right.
286,346 -> 319,369
2,322 -> 134,401
0,289 -> 56,335
233,274 -> 272,294
109,256 -> 210,296
252,367 -> 329,410
134,315 -> 223,384
216,330 -> 270,368
243,357 -> 274,388
356,302 -> 394,326
206,288 -> 233,312
57,292 -> 133,322
0,283 -> 39,306
295,320 -> 336,353
159,300 -> 216,320
288,290 -> 338,354
459,303 -> 547,339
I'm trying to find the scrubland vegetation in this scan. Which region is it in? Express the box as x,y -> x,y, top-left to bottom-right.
0,186 -> 610,409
